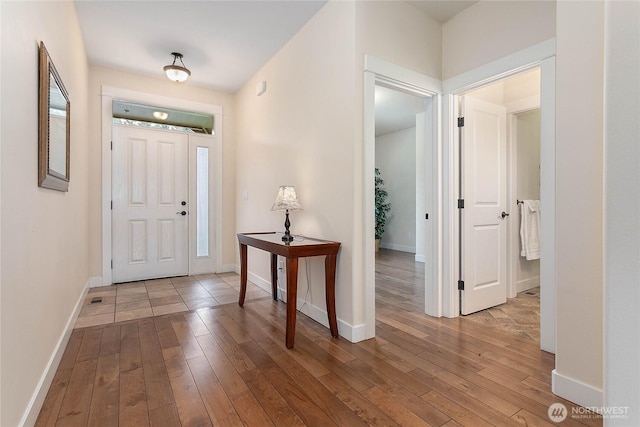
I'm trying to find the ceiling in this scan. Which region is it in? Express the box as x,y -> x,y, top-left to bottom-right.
74,0 -> 477,134
375,86 -> 427,136
74,1 -> 327,92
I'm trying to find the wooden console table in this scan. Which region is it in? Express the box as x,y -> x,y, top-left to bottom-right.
237,232 -> 341,348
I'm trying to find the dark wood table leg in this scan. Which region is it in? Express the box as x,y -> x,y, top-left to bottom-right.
270,253 -> 278,300
285,257 -> 299,348
325,254 -> 339,338
238,243 -> 248,307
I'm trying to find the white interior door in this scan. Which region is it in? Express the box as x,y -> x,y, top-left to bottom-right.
460,96 -> 508,315
112,126 -> 189,283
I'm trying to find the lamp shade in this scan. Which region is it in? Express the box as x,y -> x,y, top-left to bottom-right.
271,186 -> 302,211
164,52 -> 191,83
164,66 -> 190,82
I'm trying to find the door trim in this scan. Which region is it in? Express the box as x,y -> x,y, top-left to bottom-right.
100,86 -> 223,286
442,40 -> 556,353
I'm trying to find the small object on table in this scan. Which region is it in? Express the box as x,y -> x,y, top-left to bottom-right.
270,186 -> 302,243
237,232 -> 340,348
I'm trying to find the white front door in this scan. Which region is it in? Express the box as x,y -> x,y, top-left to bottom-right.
460,96 -> 508,315
112,126 -> 189,283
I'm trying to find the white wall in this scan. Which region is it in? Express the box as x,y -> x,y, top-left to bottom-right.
355,1 -> 441,79
375,127 -> 417,252
553,0 -> 604,407
1,1 -> 90,425
87,65 -> 237,279
604,1 -> 640,424
235,2 -> 358,329
442,0 -> 555,80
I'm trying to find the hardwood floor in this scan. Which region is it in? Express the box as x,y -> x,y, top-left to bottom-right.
36,256 -> 602,426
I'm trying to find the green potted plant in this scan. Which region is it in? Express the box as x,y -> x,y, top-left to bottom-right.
375,168 -> 391,252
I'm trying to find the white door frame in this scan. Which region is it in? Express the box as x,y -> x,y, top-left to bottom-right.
100,86 -> 223,286
363,55 -> 443,339
442,39 -> 556,353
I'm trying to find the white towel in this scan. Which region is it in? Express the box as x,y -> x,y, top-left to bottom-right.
520,200 -> 541,260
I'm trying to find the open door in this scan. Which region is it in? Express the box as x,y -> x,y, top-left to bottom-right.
460,96 -> 508,315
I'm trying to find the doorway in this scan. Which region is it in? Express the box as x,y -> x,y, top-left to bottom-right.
458,68 -> 541,344
100,86 -> 223,286
111,125 -> 219,283
374,85 -> 429,314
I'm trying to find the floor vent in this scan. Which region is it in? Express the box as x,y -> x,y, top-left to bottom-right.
90,297 -> 103,304
525,291 -> 537,296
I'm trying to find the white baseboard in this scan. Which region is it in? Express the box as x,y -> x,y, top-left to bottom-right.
415,254 -> 425,263
517,276 -> 540,293
379,242 -> 416,253
245,268 -> 364,343
20,279 -> 90,426
552,369 -> 604,409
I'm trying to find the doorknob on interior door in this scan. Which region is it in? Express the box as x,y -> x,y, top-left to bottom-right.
176,211 -> 187,216
501,211 -> 510,219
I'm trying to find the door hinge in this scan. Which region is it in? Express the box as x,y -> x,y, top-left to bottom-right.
110,200 -> 113,210
458,280 -> 465,290
110,140 -> 113,150
458,199 -> 464,209
457,117 -> 465,127
111,259 -> 113,269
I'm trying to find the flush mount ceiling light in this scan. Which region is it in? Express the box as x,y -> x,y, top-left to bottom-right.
163,52 -> 191,83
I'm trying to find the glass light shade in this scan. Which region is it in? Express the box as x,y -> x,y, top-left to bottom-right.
271,186 -> 302,211
164,65 -> 191,82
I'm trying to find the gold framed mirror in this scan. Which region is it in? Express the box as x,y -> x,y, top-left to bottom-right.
38,41 -> 70,191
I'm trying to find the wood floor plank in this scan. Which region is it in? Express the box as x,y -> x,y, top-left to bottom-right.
58,330 -> 84,370
241,340 -> 338,426
154,316 -> 180,349
241,367 -> 305,427
198,331 -> 277,425
99,324 -> 121,357
118,322 -> 149,426
162,346 -> 210,427
361,385 -> 434,426
55,359 -> 97,426
119,366 -> 149,426
34,368 -> 72,427
201,317 -> 257,373
169,313 -> 205,359
139,318 -> 164,364
270,349 -> 370,426
143,360 -> 174,411
317,373 -> 401,426
149,403 -> 181,427
87,353 -> 120,426
76,328 -> 103,362
186,355 -> 245,427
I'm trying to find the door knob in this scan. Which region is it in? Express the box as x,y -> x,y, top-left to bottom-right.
501,211 -> 510,219
177,211 -> 187,216
181,201 -> 187,206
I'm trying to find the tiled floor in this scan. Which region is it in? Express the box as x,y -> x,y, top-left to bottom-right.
75,272 -> 271,329
463,286 -> 541,341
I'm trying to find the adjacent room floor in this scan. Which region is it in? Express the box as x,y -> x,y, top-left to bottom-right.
375,248 -> 541,343
36,257 -> 601,426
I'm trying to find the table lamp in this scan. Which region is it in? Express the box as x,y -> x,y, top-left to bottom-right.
271,186 -> 302,242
